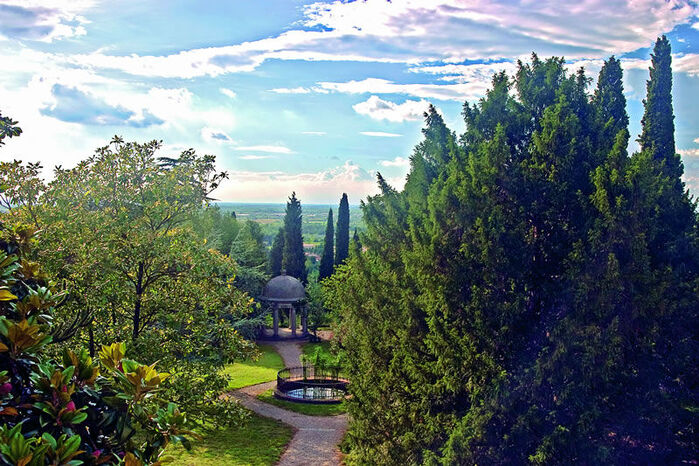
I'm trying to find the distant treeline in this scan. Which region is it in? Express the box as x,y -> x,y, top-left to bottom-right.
215,202 -> 363,244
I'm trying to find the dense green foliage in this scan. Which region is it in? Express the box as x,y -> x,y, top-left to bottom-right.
282,192 -> 307,282
326,39 -> 698,464
1,135 -> 261,459
318,209 -> 334,282
335,194 -> 350,266
229,220 -> 268,296
268,228 -> 284,277
0,227 -> 197,464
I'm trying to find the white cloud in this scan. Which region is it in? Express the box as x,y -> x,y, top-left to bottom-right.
360,131 -> 402,137
410,61 -> 518,82
270,87 -> 313,94
380,156 -> 410,167
317,78 -> 488,101
239,155 -> 272,160
694,137 -> 699,144
218,160 -> 406,203
21,0 -> 694,79
303,0 -> 697,61
693,22 -> 699,30
0,0 -> 93,42
353,96 -> 429,122
679,148 -> 699,157
673,53 -> 699,77
302,131 -> 326,135
233,145 -> 293,154
220,88 -> 237,99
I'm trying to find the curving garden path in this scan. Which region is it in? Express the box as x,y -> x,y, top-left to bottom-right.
229,340 -> 348,465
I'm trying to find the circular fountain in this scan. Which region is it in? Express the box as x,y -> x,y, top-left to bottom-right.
275,364 -> 349,404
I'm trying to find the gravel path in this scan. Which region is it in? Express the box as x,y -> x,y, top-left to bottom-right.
230,339 -> 348,465
265,340 -> 304,368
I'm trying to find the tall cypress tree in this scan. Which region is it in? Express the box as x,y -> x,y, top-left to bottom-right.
269,227 -> 284,276
282,192 -> 307,282
318,208 -> 334,281
633,36 -> 695,264
638,36 -> 681,179
593,56 -> 628,159
335,193 -> 350,265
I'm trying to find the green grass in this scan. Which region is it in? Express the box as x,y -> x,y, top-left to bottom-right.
301,341 -> 334,362
222,344 -> 284,389
165,412 -> 294,466
257,389 -> 347,416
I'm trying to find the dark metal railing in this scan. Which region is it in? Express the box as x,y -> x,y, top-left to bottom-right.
275,364 -> 349,404
277,365 -> 348,384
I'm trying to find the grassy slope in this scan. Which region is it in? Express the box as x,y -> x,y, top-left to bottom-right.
166,412 -> 294,466
222,344 -> 285,389
167,344 -> 291,465
257,389 -> 346,416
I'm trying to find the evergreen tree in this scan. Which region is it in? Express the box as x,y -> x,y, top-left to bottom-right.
352,228 -> 361,250
638,36 -> 680,178
269,227 -> 284,276
318,208 -> 334,281
229,220 -> 268,295
282,192 -> 307,282
593,56 -> 628,159
335,193 -> 350,265
326,47 -> 698,464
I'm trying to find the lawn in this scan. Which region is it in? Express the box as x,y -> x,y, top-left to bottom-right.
165,412 -> 294,466
257,389 -> 347,416
301,341 -> 334,362
222,344 -> 284,389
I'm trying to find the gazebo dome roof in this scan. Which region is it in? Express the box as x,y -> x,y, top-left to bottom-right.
261,273 -> 306,303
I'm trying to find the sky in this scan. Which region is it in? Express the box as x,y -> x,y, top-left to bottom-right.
1,0 -> 698,203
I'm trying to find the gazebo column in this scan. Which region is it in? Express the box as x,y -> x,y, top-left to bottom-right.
273,304 -> 279,338
290,305 -> 297,337
301,305 -> 308,335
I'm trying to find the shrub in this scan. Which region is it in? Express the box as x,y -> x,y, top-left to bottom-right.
0,226 -> 197,464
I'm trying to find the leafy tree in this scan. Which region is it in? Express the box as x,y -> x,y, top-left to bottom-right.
269,227 -> 284,276
1,136 -> 257,433
335,193 -> 350,266
0,220 -> 197,464
39,138 -> 228,340
282,192 -> 306,282
318,209 -> 334,281
0,111 -> 21,146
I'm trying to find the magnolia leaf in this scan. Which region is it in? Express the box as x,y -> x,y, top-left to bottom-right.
0,289 -> 17,301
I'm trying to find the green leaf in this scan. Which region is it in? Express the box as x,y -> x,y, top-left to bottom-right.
0,289 -> 17,301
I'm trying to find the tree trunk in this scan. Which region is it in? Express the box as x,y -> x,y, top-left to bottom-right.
88,321 -> 95,357
133,261 -> 144,340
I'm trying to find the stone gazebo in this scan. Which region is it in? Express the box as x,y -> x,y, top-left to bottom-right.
260,272 -> 307,339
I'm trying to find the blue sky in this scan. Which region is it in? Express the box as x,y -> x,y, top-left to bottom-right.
1,0 -> 698,203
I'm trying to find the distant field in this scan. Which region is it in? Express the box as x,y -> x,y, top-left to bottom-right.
216,202 -> 364,243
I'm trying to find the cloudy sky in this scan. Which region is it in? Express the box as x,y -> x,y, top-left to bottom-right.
1,0 -> 698,203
